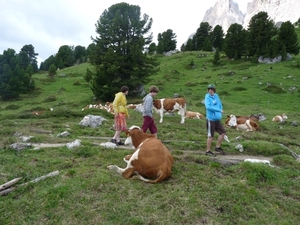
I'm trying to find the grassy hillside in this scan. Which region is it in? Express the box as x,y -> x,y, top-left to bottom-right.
1,36 -> 300,224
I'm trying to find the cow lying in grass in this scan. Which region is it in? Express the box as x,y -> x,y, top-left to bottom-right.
272,113 -> 288,122
185,110 -> 205,119
32,108 -> 53,115
225,114 -> 260,131
107,126 -> 173,183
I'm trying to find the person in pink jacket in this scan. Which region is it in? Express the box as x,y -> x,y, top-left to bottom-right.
111,86 -> 129,145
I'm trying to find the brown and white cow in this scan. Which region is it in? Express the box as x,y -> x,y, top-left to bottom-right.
272,113 -> 288,122
126,103 -> 139,109
82,102 -> 115,114
32,108 -> 53,115
225,114 -> 260,131
229,113 -> 266,122
107,126 -> 173,184
153,98 -> 187,123
82,104 -> 102,111
185,110 -> 205,119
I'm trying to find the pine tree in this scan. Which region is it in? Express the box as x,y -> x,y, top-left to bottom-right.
247,12 -> 277,58
213,48 -> 220,65
278,21 -> 300,56
89,2 -> 158,101
223,23 -> 247,59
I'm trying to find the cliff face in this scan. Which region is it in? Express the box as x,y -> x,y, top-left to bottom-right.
243,0 -> 300,29
202,0 -> 300,32
202,0 -> 245,32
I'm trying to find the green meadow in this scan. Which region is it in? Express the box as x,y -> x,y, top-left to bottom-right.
1,33 -> 300,224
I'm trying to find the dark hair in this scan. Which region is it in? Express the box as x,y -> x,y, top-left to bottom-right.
149,85 -> 159,93
120,86 -> 129,93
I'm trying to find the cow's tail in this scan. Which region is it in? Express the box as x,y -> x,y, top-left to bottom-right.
147,170 -> 168,184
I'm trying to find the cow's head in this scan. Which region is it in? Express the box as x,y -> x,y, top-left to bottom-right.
124,125 -> 141,147
282,113 -> 288,120
227,114 -> 237,127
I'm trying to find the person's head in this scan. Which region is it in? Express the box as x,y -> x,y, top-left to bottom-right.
207,84 -> 216,95
149,85 -> 159,96
149,85 -> 159,93
120,86 -> 129,94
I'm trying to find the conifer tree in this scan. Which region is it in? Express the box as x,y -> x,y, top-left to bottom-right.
278,21 -> 300,56
247,12 -> 277,58
89,2 -> 158,101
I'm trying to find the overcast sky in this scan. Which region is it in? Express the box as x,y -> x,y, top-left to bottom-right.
1,0 -> 249,65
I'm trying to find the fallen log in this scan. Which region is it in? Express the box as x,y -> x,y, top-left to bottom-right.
0,187 -> 17,196
0,171 -> 59,196
19,170 -> 59,186
0,177 -> 22,191
279,144 -> 300,161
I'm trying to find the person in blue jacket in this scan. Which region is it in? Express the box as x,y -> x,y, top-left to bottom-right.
204,84 -> 226,156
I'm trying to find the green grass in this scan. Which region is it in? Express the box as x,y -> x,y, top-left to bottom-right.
1,37 -> 300,224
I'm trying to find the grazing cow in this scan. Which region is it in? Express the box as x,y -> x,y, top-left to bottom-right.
153,98 -> 187,123
272,113 -> 288,122
185,110 -> 205,119
225,114 -> 260,131
32,108 -> 53,115
107,126 -> 173,184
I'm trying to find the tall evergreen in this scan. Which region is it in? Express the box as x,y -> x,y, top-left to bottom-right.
20,44 -> 38,72
278,21 -> 300,56
89,2 -> 158,101
223,23 -> 247,59
0,48 -> 35,100
156,29 -> 177,54
247,12 -> 277,58
211,25 -> 224,51
194,22 -> 212,50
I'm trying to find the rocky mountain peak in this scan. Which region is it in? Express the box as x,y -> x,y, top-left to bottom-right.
202,0 -> 245,32
202,0 -> 300,32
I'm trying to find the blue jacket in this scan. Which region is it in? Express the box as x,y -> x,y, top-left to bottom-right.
205,93 -> 223,121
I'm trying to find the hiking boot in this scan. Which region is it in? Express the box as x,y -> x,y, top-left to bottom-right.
117,141 -> 124,145
205,150 -> 216,157
111,139 -> 117,144
215,147 -> 225,154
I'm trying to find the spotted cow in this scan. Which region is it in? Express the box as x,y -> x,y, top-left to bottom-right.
107,126 -> 173,183
153,98 -> 187,123
225,114 -> 260,131
185,110 -> 205,119
272,113 -> 288,122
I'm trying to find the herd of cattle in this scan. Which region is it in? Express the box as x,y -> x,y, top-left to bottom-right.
81,98 -> 288,131
80,98 -> 289,183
